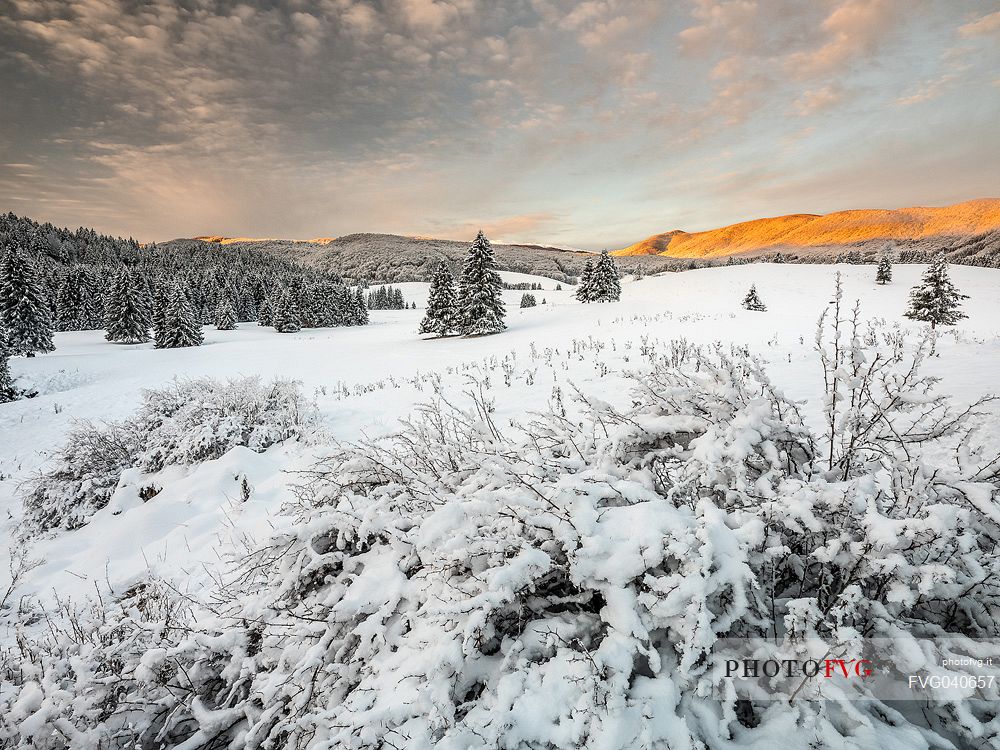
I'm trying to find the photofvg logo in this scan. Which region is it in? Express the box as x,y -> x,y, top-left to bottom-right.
724,655 -> 873,680
710,638 -> 1000,703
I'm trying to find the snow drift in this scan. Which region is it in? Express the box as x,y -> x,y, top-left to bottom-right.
22,377 -> 318,533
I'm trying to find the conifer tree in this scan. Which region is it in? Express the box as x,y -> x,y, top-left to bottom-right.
215,299 -> 237,330
876,249 -> 893,285
273,290 -> 302,333
457,231 -> 505,336
575,261 -> 594,302
0,245 -> 55,356
104,267 -> 152,344
353,287 -> 369,325
905,252 -> 967,329
56,266 -> 91,331
520,293 -> 536,308
591,250 -> 621,302
419,262 -> 458,337
288,279 -> 313,327
742,284 -> 767,312
258,295 -> 274,327
156,284 -> 204,348
151,284 -> 169,344
310,282 -> 337,327
0,344 -> 18,402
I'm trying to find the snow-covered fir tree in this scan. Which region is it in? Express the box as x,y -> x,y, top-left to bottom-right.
876,248 -> 893,284
151,284 -> 169,344
457,230 -> 505,335
419,262 -> 458,336
257,295 -> 274,327
156,284 -> 203,348
56,265 -> 100,330
575,260 -> 594,302
272,290 -> 302,333
353,287 -> 369,325
575,253 -> 620,303
0,245 -> 55,357
215,299 -> 237,330
519,292 -> 536,308
905,252 -> 967,329
367,285 -> 408,311
741,284 -> 767,311
591,250 -> 621,302
0,344 -> 18,402
104,266 -> 152,344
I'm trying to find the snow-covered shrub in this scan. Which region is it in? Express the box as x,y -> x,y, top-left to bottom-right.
5,298 -> 1000,748
1,579 -> 193,749
22,377 -> 318,533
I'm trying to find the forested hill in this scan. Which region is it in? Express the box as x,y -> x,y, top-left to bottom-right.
0,212 -> 363,335
181,233 -> 684,284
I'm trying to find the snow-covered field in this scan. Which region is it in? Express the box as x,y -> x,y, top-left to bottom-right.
3,263 -> 1000,748
2,263 -> 999,604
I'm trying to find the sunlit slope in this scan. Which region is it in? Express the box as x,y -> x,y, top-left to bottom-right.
614,199 -> 1000,258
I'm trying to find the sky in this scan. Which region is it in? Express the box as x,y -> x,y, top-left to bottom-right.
1,0 -> 998,250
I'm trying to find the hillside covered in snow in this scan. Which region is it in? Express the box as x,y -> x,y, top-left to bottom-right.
174,233 -> 680,284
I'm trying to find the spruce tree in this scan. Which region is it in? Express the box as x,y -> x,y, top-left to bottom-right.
273,290 -> 302,333
353,287 -> 369,325
215,299 -> 237,330
575,261 -> 594,302
288,279 -> 313,327
104,267 -> 152,344
591,250 -> 621,302
905,252 -> 967,329
0,344 -> 18,402
258,295 -> 274,327
156,284 -> 204,348
0,245 -> 55,356
457,231 -> 505,335
419,262 -> 458,337
151,283 -> 170,345
520,293 -> 536,308
876,249 -> 893,285
742,284 -> 767,312
56,266 -> 89,331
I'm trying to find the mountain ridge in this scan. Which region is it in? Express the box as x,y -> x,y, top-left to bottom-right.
613,199 -> 1000,258
169,232 -> 679,285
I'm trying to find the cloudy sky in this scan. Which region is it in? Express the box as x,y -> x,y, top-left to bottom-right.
1,0 -> 998,248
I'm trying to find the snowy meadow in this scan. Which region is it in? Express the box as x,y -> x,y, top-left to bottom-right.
3,262 -> 1000,748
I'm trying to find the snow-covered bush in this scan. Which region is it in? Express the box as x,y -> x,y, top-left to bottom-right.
5,297 -> 1000,748
1,579 -> 193,748
22,377 -> 318,533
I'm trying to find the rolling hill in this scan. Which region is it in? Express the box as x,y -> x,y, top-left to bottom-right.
614,198 -> 1000,261
176,233 -> 680,284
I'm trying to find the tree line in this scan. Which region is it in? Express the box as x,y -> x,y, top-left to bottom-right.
0,213 -> 368,401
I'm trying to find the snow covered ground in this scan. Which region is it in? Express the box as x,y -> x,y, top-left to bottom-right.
2,262 -> 999,614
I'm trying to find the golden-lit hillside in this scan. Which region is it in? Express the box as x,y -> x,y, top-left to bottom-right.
614,199 -> 1000,258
